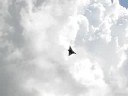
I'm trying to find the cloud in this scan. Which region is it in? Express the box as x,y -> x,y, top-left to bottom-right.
1,0 -> 128,96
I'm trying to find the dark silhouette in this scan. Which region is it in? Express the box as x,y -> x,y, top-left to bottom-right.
111,0 -> 113,3
68,46 -> 76,56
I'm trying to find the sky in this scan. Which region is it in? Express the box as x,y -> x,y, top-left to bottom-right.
119,0 -> 128,8
0,0 -> 128,96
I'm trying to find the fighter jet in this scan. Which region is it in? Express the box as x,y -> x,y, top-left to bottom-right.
68,46 -> 76,56
111,0 -> 113,3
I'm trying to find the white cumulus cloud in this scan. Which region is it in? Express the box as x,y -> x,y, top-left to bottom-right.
0,0 -> 128,96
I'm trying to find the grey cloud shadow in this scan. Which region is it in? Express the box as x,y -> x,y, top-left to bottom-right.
34,0 -> 47,8
4,0 -> 26,48
0,1 -> 37,96
0,53 -> 36,96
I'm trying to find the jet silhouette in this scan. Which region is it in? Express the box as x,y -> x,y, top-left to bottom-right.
68,46 -> 76,56
111,0 -> 113,3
